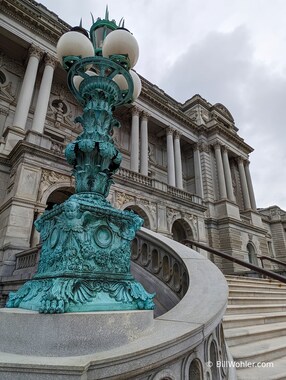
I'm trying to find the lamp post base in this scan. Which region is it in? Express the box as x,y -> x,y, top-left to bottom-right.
6,193 -> 155,313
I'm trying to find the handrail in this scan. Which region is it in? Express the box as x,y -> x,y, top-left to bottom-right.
257,255 -> 286,269
181,239 -> 286,284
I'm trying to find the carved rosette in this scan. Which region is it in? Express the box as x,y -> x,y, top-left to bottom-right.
6,194 -> 155,313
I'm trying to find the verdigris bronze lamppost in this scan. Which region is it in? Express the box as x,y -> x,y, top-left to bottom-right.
7,12 -> 155,313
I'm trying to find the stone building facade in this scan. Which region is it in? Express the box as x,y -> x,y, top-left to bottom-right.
0,0 -> 285,288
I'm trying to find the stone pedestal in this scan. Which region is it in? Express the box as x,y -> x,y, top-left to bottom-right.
0,308 -> 154,356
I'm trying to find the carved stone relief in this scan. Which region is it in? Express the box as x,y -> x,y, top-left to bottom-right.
116,191 -> 136,208
38,169 -> 73,201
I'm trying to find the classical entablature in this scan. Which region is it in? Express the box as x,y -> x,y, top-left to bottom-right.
140,77 -> 198,134
1,0 -> 69,45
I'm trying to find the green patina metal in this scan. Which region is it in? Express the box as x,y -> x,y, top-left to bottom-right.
6,23 -> 155,313
90,6 -> 118,56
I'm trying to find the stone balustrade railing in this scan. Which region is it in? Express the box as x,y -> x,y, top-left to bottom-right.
15,247 -> 39,270
167,184 -> 203,205
117,167 -> 153,186
116,167 -> 203,206
0,227 -> 234,379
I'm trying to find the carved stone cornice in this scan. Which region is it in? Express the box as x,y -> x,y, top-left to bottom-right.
207,123 -> 254,154
141,78 -> 199,137
1,0 -> 69,45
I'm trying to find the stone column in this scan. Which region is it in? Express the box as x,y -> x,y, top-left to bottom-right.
13,45 -> 43,129
174,130 -> 183,189
237,157 -> 251,209
245,160 -> 257,210
214,142 -> 227,199
130,107 -> 140,172
31,54 -> 57,134
222,146 -> 235,201
166,127 -> 176,187
193,144 -> 204,197
140,111 -> 149,176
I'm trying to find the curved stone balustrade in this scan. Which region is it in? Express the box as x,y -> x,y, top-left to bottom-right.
0,227 -> 234,379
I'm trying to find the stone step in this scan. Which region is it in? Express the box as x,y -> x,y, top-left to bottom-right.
225,276 -> 285,286
225,322 -> 286,347
229,289 -> 286,298
236,357 -> 286,380
225,304 -> 286,315
227,283 -> 286,292
223,312 -> 286,329
230,335 -> 286,363
228,296 -> 286,305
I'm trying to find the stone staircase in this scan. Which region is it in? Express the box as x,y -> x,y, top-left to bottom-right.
223,275 -> 286,380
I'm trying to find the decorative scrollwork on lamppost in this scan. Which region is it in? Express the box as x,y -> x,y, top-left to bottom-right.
6,11 -> 155,313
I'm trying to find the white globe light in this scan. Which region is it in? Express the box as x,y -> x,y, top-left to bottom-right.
56,31 -> 94,66
130,70 -> 142,100
73,70 -> 97,90
112,71 -> 141,100
113,74 -> 128,91
102,29 -> 139,68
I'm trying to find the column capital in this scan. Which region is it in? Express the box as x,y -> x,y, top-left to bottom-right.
174,130 -> 181,139
44,53 -> 58,69
236,156 -> 245,165
28,44 -> 43,60
141,110 -> 149,120
131,106 -> 140,116
196,141 -> 209,153
166,126 -> 175,135
213,140 -> 221,150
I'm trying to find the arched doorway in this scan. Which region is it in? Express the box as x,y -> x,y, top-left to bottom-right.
124,205 -> 151,229
46,187 -> 74,210
171,219 -> 193,243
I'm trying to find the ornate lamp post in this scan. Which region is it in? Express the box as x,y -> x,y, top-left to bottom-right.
7,12 -> 155,313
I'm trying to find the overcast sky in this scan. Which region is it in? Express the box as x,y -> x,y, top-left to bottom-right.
40,0 -> 286,210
